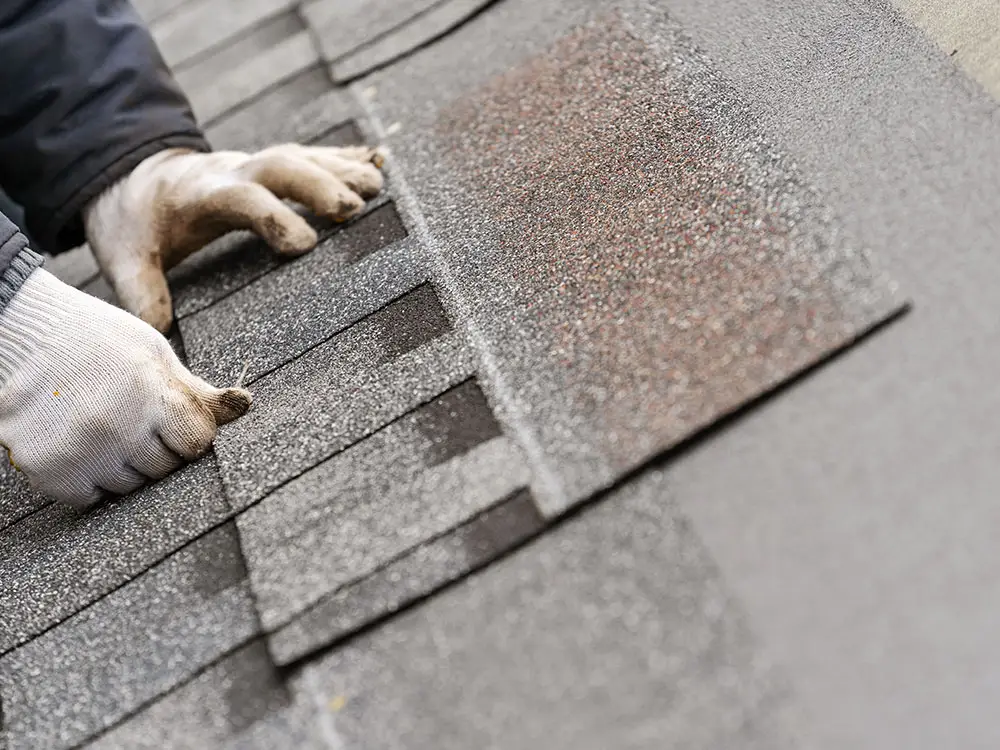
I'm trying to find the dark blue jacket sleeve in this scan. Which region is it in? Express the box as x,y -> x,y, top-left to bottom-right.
0,0 -> 209,259
0,211 -> 43,314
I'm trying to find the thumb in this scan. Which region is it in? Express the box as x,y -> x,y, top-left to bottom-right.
104,258 -> 175,334
175,367 -> 253,425
200,385 -> 253,425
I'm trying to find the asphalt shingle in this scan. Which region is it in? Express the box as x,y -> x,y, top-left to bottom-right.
203,67 -> 358,152
329,0 -> 497,82
44,245 -> 99,289
360,1 -> 904,515
178,201 -> 415,385
153,0 -> 297,69
296,467 -> 797,750
167,137 -> 379,322
301,0 -> 439,62
238,378 -> 525,633
0,456 -> 49,536
268,487 -> 543,665
0,455 -> 229,654
132,0 -> 191,26
0,524 -> 257,750
174,13 -> 317,125
211,282 -> 476,508
0,0 -> 936,746
78,273 -> 117,306
84,641 -> 325,750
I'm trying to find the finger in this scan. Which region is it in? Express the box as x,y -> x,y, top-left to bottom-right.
173,366 -> 253,426
102,259 -> 175,334
241,153 -> 365,222
93,463 -> 148,496
302,151 -> 384,199
201,385 -> 253,425
130,434 -> 183,480
197,182 -> 319,257
159,384 -> 218,461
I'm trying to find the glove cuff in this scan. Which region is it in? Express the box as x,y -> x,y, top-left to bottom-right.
0,268 -> 73,386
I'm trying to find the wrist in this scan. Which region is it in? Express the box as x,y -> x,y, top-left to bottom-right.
83,147 -> 201,243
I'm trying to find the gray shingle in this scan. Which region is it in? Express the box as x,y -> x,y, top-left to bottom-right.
79,272 -> 117,305
203,66 -> 340,151
0,455 -> 50,535
83,641 -> 326,750
174,14 -> 317,125
239,378 -> 524,633
359,4 -> 905,516
0,455 -> 229,654
132,0 -> 191,26
151,0 -> 296,69
172,8 -> 303,76
296,468 -> 797,750
44,245 -> 99,289
206,74 -> 363,153
211,283 -> 477,508
178,202 -> 413,385
0,524 -> 258,750
302,0 -> 439,62
168,193 -> 390,320
330,0 -> 496,82
268,487 -> 543,665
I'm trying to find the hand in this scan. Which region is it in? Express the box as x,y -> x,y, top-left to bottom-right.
83,143 -> 386,332
0,268 -> 251,506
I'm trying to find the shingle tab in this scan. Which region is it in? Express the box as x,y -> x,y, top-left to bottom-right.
44,245 -> 99,289
178,203 -> 414,385
78,272 -> 117,305
175,14 -> 317,125
0,524 -> 258,750
83,641 -> 326,750
168,194 -> 392,320
296,468 -> 796,749
133,0 -> 191,25
239,379 -> 521,634
204,66 -> 349,151
152,0 -> 296,69
0,455 -> 229,654
0,455 -> 49,535
207,78 -> 362,153
361,7 -> 905,515
302,0 -> 439,62
268,487 -> 543,665
211,284 -> 476,508
330,0 -> 496,82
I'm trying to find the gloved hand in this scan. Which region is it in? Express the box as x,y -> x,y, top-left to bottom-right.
84,143 -> 386,332
0,267 -> 251,507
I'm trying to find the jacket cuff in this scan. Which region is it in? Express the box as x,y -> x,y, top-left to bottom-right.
35,132 -> 212,255
0,247 -> 44,316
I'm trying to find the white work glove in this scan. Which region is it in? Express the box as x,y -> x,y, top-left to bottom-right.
84,143 -> 386,332
0,267 -> 251,507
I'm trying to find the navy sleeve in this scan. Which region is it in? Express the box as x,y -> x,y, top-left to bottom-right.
0,211 -> 43,315
0,0 -> 210,256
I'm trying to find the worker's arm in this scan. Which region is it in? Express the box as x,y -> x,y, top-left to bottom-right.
0,0 -> 208,259
0,0 -> 384,331
0,1 -> 384,506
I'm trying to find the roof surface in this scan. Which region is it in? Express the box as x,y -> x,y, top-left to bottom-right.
4,0 -> 1000,747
